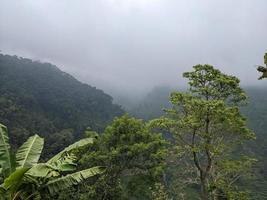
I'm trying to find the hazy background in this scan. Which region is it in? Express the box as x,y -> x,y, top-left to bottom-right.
1,0 -> 267,99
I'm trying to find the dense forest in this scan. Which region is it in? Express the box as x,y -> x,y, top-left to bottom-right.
0,54 -> 267,199
0,54 -> 123,157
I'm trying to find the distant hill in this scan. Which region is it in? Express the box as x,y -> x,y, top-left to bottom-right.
128,86 -> 173,120
0,54 -> 124,156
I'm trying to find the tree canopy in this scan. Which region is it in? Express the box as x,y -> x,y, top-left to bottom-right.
76,115 -> 168,200
151,65 -> 255,199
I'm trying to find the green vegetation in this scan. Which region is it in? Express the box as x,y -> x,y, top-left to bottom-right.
0,54 -> 123,157
0,54 -> 267,199
0,123 -> 102,199
123,87 -> 267,199
151,65 -> 255,199
63,114 -> 167,200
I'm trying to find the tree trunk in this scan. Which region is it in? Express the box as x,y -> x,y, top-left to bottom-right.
200,172 -> 209,200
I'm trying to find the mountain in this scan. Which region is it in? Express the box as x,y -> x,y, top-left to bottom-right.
128,86 -> 173,120
0,54 -> 124,156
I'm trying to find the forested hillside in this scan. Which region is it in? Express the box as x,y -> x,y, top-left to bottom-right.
128,86 -> 172,120
0,54 -> 123,156
0,54 -> 266,199
241,87 -> 267,198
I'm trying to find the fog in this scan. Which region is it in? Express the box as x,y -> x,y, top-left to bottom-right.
1,0 -> 267,98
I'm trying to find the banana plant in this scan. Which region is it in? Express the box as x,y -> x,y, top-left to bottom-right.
0,123 -> 103,199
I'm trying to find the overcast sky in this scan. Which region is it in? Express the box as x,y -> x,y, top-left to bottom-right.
1,0 -> 267,95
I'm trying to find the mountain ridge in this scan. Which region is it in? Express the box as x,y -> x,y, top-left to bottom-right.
0,54 -> 124,156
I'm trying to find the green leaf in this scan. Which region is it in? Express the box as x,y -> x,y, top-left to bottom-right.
45,166 -> 103,194
26,163 -> 60,178
51,153 -> 77,172
47,138 -> 93,165
16,134 -> 44,168
0,123 -> 13,176
27,154 -> 78,178
2,167 -> 29,192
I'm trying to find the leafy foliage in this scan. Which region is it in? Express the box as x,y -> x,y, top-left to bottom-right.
75,115 -> 168,200
45,167 -> 102,194
47,138 -> 93,164
16,134 -> 44,168
151,65 -> 255,199
125,85 -> 267,199
0,124 -> 13,177
0,124 -> 101,199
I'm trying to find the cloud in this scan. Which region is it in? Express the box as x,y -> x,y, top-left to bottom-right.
1,0 -> 267,95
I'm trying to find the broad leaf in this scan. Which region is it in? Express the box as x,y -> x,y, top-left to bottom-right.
16,134 -> 44,168
45,166 -> 103,194
26,163 -> 60,178
52,153 -> 77,172
0,124 -> 13,176
2,167 -> 29,193
47,138 -> 93,164
27,154 -> 77,178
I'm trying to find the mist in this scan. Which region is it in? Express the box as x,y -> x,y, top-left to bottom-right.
1,0 -> 267,98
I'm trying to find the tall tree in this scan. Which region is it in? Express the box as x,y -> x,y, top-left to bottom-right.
77,115 -> 167,200
151,65 -> 255,199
